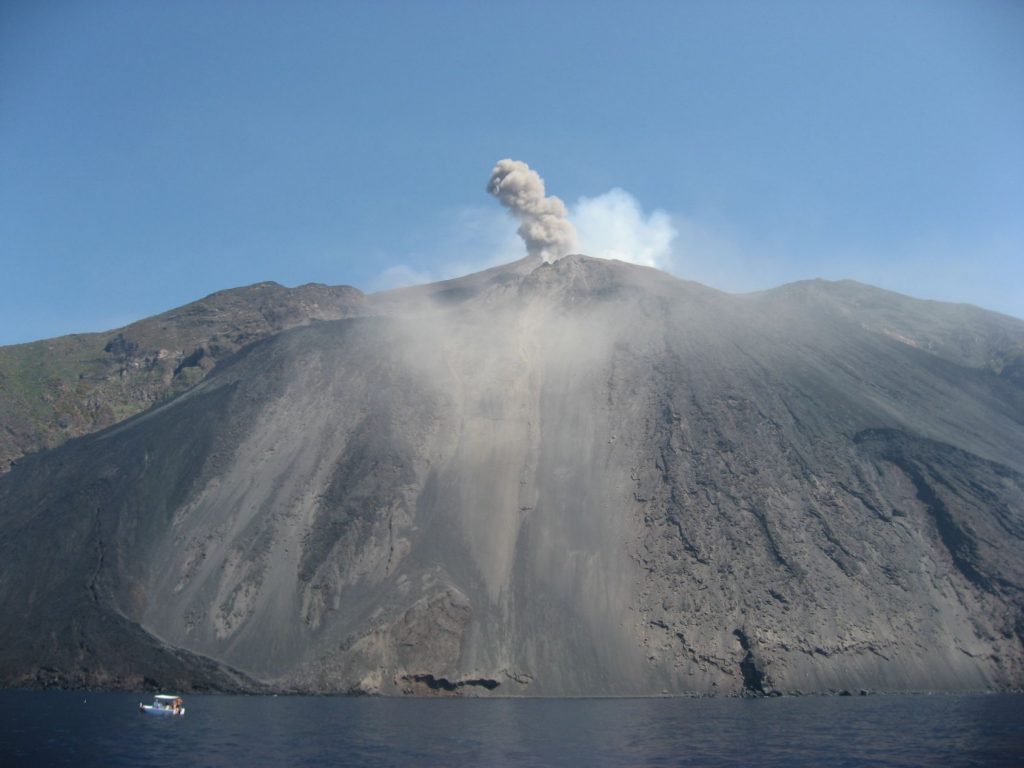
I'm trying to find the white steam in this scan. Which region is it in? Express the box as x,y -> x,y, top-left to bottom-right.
572,188 -> 677,271
374,163 -> 683,291
487,159 -> 578,262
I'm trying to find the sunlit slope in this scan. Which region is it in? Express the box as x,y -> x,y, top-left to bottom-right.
1,256 -> 1021,695
0,281 -> 364,474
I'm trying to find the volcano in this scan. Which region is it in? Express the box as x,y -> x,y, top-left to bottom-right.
1,255 -> 1022,696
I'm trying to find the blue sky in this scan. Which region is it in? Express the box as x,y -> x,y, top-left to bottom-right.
1,0 -> 1022,345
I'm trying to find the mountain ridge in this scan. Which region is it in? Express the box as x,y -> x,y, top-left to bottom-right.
4,260 -> 1021,477
1,255 -> 1022,696
0,281 -> 365,473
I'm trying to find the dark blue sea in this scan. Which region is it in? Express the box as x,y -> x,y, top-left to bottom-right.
1,691 -> 1022,767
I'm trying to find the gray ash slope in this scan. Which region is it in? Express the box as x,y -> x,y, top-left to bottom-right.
1,255 -> 1022,696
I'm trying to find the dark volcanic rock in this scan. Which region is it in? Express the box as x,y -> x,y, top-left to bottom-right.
0,255 -> 1021,695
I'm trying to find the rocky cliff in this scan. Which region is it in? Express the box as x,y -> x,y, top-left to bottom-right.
0,256 -> 1021,696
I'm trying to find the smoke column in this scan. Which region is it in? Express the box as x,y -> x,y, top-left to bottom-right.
486,159 -> 577,262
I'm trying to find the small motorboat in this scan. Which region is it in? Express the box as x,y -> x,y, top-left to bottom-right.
139,694 -> 186,716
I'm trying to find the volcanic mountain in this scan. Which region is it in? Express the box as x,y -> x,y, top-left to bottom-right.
1,255 -> 1022,696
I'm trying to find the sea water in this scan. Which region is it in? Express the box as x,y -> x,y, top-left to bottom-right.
1,690 -> 1022,767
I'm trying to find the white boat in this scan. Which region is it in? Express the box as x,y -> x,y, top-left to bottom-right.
139,694 -> 186,716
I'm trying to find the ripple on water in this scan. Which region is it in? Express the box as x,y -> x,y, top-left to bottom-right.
1,692 -> 1022,767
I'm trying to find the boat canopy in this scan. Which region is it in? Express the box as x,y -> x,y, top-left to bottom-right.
155,695 -> 182,700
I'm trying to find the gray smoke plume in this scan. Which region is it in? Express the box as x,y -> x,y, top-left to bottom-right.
487,159 -> 578,262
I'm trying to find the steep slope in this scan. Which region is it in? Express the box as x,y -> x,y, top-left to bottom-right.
0,281 -> 364,473
765,278 -> 1024,381
0,256 -> 1021,695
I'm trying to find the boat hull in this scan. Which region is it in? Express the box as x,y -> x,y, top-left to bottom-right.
140,704 -> 185,716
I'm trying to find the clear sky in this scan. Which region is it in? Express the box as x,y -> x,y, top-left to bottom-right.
2,0 -> 1022,345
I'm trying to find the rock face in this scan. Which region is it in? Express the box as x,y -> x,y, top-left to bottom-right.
0,255 -> 1022,696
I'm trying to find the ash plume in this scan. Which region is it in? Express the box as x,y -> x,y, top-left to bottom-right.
486,159 -> 577,262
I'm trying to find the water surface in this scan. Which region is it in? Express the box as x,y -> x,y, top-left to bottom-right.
2,691 -> 1021,767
